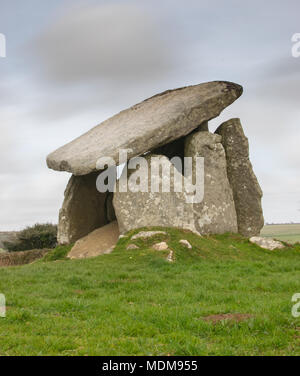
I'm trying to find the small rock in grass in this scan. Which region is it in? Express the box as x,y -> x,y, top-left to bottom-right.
166,250 -> 175,262
131,231 -> 167,240
152,242 -> 169,251
179,239 -> 192,249
126,244 -> 139,250
249,236 -> 285,250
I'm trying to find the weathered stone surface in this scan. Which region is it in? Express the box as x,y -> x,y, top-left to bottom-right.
113,154 -> 198,235
179,239 -> 192,249
250,237 -> 285,250
152,242 -> 169,251
166,250 -> 175,262
58,172 -> 114,244
68,221 -> 119,259
47,81 -> 242,176
184,131 -> 238,234
197,121 -> 209,132
215,118 -> 264,237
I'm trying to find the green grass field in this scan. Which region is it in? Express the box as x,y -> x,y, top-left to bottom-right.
261,224 -> 300,244
0,228 -> 299,356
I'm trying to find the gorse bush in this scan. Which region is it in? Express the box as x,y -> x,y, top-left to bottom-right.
4,223 -> 57,252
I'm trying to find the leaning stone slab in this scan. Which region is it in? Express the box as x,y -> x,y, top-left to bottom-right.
58,172 -> 114,244
184,131 -> 238,234
47,81 -> 242,176
68,221 -> 119,259
250,237 -> 285,250
113,154 -> 198,235
215,118 -> 264,237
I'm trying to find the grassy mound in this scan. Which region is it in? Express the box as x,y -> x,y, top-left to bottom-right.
40,244 -> 73,262
0,227 -> 299,356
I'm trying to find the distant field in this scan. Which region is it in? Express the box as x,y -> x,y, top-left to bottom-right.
261,224 -> 300,244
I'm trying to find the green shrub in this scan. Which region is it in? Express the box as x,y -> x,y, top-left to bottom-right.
4,223 -> 57,252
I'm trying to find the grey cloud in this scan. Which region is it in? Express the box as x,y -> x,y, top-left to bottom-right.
23,1 -> 180,123
1,0 -> 300,230
28,80 -> 171,122
249,56 -> 300,107
262,56 -> 300,80
30,2 -> 174,86
0,113 -> 24,175
0,171 -> 69,230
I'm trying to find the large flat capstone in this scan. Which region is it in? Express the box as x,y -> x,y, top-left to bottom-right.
47,81 -> 242,176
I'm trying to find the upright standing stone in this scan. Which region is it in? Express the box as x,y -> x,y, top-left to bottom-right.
58,172 -> 113,244
113,154 -> 197,235
215,118 -> 264,237
184,131 -> 238,234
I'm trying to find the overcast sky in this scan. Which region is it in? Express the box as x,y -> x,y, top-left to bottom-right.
0,0 -> 299,230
